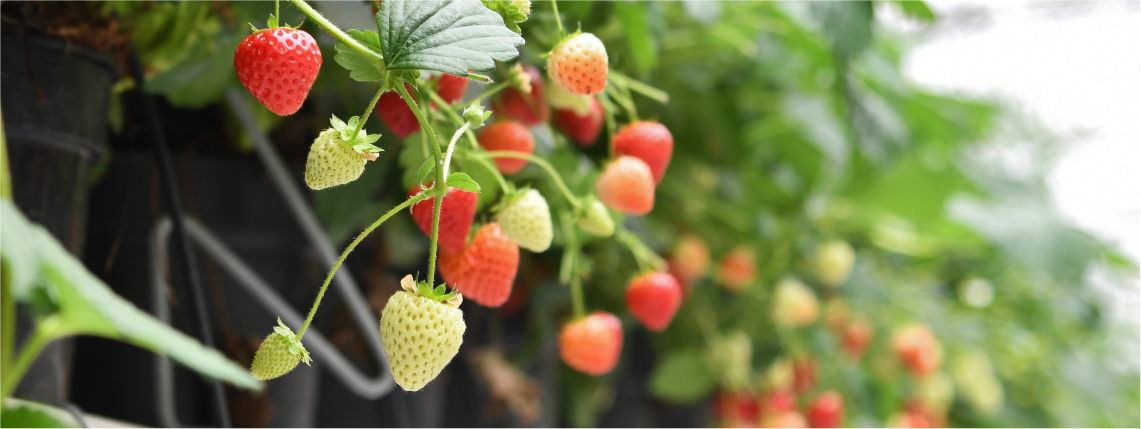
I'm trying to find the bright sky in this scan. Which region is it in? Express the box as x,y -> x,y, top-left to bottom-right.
880,1 -> 1139,349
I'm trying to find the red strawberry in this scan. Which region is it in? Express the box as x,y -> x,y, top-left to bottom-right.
595,156 -> 655,215
547,33 -> 608,96
234,27 -> 322,116
438,223 -> 520,307
625,272 -> 682,332
893,324 -> 942,378
434,73 -> 469,104
491,65 -> 549,125
558,311 -> 622,375
758,389 -> 797,418
408,185 -> 478,253
553,98 -> 604,147
614,121 -> 673,185
377,84 -> 421,138
714,390 -> 762,423
841,318 -> 874,359
793,357 -> 817,393
806,391 -> 845,428
478,121 -> 535,175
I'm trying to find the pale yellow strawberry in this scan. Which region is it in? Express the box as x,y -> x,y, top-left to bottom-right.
496,189 -> 553,252
380,276 -> 466,391
546,33 -> 608,96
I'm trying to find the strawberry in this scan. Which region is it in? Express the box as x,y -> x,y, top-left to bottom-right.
553,98 -> 604,147
718,246 -> 757,292
478,121 -> 535,175
408,185 -> 478,253
250,318 -> 311,380
806,391 -> 845,428
558,311 -> 623,375
771,278 -> 819,328
547,33 -> 608,96
814,240 -> 855,289
433,73 -> 469,105
613,121 -> 674,185
380,275 -> 466,391
714,390 -> 762,423
841,317 -> 874,359
438,223 -> 520,307
792,357 -> 817,393
624,272 -> 682,332
304,127 -> 368,190
496,189 -> 553,252
491,64 -> 549,125
235,27 -> 322,116
595,156 -> 655,215
376,84 -> 421,138
706,331 -> 752,390
671,234 -> 710,284
577,199 -> 615,237
893,324 -> 942,379
758,389 -> 797,418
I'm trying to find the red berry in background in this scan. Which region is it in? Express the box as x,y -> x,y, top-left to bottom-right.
714,390 -> 762,423
377,84 -> 421,138
718,246 -> 757,293
761,411 -> 809,428
806,391 -> 845,428
438,223 -> 519,307
758,389 -> 797,418
408,185 -> 477,253
433,73 -> 469,104
893,324 -> 942,379
235,27 -> 322,116
671,234 -> 710,284
625,272 -> 682,332
614,121 -> 674,185
559,311 -> 623,376
842,318 -> 874,359
595,156 -> 655,215
492,65 -> 549,125
553,98 -> 604,147
478,121 -> 535,175
793,357 -> 817,393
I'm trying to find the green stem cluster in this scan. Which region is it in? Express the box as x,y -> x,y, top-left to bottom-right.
394,83 -> 448,289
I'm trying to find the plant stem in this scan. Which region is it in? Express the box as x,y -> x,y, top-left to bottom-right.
570,274 -> 585,319
289,0 -> 385,68
479,151 -> 581,209
297,193 -> 429,339
605,84 -> 638,122
609,71 -> 670,104
275,0 -> 280,22
467,81 -> 510,106
0,320 -> 57,400
1,110 -> 12,200
615,228 -> 666,273
559,213 -> 585,318
395,83 -> 447,288
599,92 -> 619,159
348,86 -> 386,145
441,123 -> 470,179
461,150 -> 511,191
1,267 -> 13,380
551,0 -> 565,38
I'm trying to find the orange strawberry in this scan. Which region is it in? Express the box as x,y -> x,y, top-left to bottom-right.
478,121 -> 535,175
558,311 -> 623,375
438,223 -> 520,307
595,156 -> 655,215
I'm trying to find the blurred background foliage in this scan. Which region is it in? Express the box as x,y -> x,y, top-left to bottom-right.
103,0 -> 1138,427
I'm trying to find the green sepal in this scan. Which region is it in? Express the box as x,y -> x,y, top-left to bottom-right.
329,115 -> 383,154
414,280 -> 459,303
462,103 -> 492,129
273,317 -> 312,366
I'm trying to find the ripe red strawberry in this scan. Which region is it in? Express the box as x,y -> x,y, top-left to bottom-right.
478,121 -> 535,175
806,391 -> 845,428
893,324 -> 942,379
438,223 -> 519,307
558,311 -> 622,375
377,83 -> 421,138
235,27 -> 322,116
718,246 -> 757,293
491,65 -> 549,125
408,185 -> 478,253
758,389 -> 797,419
614,121 -> 673,184
433,73 -> 469,104
553,98 -> 604,147
625,272 -> 682,332
714,390 -> 762,423
841,317 -> 874,359
595,156 -> 655,215
547,33 -> 608,96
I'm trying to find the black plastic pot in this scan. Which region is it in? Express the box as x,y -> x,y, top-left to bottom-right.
1,33 -> 116,405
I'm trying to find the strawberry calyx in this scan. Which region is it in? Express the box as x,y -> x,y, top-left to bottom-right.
400,274 -> 463,308
247,14 -> 304,34
271,317 -> 312,366
329,114 -> 383,155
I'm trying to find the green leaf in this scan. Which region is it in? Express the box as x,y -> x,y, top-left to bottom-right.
893,0 -> 936,22
454,153 -> 502,210
334,30 -> 387,82
1,401 -> 76,428
377,0 -> 524,76
446,172 -> 481,193
415,157 -> 437,188
0,200 -> 263,391
648,348 -> 715,404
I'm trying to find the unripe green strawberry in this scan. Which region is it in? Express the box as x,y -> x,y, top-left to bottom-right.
577,199 -> 615,237
304,127 -> 368,190
814,240 -> 855,288
496,189 -> 553,252
771,277 -> 819,328
547,33 -> 608,96
380,275 -> 467,391
250,318 -> 311,381
706,330 -> 752,390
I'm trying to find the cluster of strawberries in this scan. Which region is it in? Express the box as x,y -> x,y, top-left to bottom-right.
712,363 -> 844,428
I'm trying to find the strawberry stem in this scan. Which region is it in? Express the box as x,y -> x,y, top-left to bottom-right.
598,91 -> 619,159
479,151 -> 581,209
1,318 -> 61,400
551,0 -> 565,39
289,0 -> 386,69
615,228 -> 666,273
296,192 -> 431,339
609,71 -> 670,104
348,86 -> 386,146
395,82 -> 448,289
559,212 -> 586,318
441,123 -> 470,178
